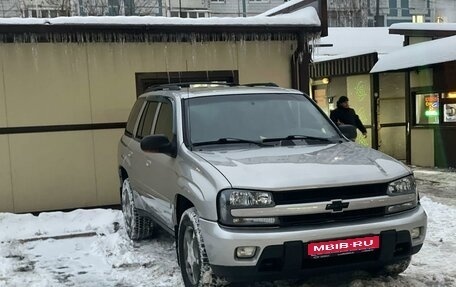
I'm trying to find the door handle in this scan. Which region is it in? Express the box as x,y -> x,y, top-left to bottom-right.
146,160 -> 152,167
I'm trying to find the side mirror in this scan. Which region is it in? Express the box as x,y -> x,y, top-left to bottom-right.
140,135 -> 176,156
338,124 -> 357,141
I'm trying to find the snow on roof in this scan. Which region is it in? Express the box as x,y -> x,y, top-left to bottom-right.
0,7 -> 320,27
370,35 -> 456,73
257,0 -> 304,17
390,23 -> 456,31
312,27 -> 404,62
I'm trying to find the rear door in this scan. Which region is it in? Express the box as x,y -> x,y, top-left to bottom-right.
128,100 -> 160,211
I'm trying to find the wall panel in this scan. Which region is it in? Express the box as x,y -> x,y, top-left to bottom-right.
0,135 -> 14,212
3,44 -> 92,127
9,131 -> 97,212
411,129 -> 434,167
93,129 -> 124,205
237,41 -> 293,87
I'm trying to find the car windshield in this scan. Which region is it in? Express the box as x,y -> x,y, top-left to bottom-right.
186,93 -> 340,146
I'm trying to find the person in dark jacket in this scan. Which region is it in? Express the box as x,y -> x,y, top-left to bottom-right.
330,96 -> 367,139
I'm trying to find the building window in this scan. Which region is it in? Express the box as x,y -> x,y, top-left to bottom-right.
415,93 -> 439,125
443,92 -> 456,123
400,0 -> 409,16
412,15 -> 425,23
211,0 -> 225,2
249,0 -> 270,3
170,10 -> 208,18
389,0 -> 397,16
24,7 -> 63,18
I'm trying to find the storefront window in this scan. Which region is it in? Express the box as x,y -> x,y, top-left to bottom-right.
415,93 -> 439,125
443,92 -> 456,123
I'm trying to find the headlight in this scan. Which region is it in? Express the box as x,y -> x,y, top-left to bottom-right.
218,189 -> 278,227
386,175 -> 418,214
387,175 -> 416,195
229,190 -> 274,207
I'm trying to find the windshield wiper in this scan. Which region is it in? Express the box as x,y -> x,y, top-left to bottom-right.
192,137 -> 272,147
262,135 -> 339,143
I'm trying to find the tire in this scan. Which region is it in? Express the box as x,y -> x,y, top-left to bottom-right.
376,257 -> 411,277
121,178 -> 154,241
178,207 -> 228,287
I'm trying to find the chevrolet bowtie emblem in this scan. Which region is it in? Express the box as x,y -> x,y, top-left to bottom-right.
326,200 -> 349,212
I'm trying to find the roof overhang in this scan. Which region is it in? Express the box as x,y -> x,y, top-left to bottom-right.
370,36 -> 456,73
311,52 -> 378,78
0,4 -> 324,43
389,23 -> 456,38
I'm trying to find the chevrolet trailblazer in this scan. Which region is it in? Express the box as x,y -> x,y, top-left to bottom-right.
118,83 -> 427,287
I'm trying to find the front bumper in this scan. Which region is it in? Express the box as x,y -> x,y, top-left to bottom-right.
199,205 -> 427,281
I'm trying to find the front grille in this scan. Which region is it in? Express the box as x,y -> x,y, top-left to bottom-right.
258,183 -> 392,227
273,183 -> 389,205
278,207 -> 386,227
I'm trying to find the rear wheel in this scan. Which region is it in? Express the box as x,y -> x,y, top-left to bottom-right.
178,207 -> 227,287
121,178 -> 154,240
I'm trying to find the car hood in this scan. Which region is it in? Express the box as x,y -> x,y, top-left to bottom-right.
193,142 -> 410,190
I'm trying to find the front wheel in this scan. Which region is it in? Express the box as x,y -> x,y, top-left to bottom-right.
178,207 -> 227,287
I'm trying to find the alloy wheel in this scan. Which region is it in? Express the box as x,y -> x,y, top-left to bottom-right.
183,225 -> 201,285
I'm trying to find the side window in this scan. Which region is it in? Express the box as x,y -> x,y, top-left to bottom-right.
136,101 -> 159,139
125,98 -> 145,137
155,101 -> 174,141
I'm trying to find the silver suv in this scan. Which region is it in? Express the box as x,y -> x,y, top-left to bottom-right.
118,83 -> 427,287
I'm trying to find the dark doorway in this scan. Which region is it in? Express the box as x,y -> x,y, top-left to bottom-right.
135,70 -> 239,96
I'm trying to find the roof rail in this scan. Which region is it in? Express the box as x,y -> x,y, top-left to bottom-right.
145,81 -> 236,92
244,82 -> 279,87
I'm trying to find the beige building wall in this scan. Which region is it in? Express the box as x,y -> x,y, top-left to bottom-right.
0,53 -> 6,128
411,129 -> 434,167
410,68 -> 433,88
0,135 -> 14,212
0,40 -> 294,212
347,74 -> 372,147
409,37 -> 433,45
4,44 -> 92,127
326,76 -> 347,106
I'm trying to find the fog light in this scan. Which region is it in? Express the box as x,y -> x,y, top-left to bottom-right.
411,227 -> 421,239
232,217 -> 278,225
235,246 -> 257,259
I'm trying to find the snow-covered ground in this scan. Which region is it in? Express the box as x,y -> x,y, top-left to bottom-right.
0,167 -> 455,287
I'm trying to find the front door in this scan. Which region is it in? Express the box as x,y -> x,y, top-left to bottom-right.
141,99 -> 178,230
377,73 -> 407,161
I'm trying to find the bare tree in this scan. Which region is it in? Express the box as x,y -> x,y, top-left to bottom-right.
79,0 -> 109,15
2,0 -> 26,17
132,0 -> 161,15
328,0 -> 369,27
44,0 -> 72,15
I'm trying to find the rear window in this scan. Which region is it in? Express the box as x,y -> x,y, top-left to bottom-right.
125,98 -> 145,137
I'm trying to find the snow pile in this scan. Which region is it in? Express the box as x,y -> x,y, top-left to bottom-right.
0,208 -> 182,287
407,197 -> 456,285
0,208 -> 121,242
